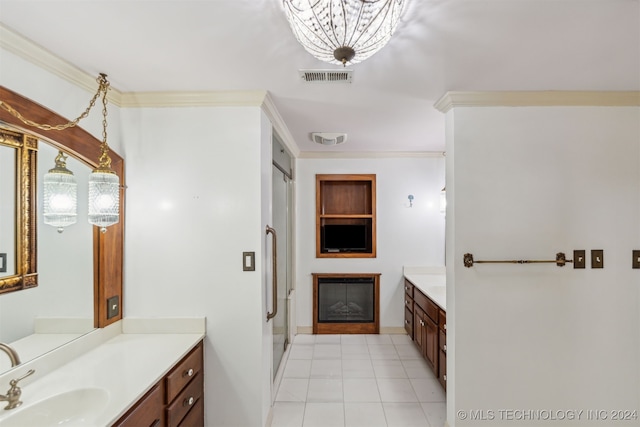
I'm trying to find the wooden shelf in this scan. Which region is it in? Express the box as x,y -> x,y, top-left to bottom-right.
316,174 -> 376,258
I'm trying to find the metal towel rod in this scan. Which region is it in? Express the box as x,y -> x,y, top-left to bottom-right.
463,252 -> 572,268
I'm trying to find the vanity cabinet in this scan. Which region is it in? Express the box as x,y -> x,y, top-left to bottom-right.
404,280 -> 414,337
113,341 -> 204,427
405,278 -> 446,391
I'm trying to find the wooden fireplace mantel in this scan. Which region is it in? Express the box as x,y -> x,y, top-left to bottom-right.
312,273 -> 380,334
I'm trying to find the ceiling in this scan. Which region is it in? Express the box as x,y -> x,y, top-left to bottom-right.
1,0 -> 638,154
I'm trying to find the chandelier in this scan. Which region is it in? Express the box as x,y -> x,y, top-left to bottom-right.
282,0 -> 405,66
0,73 -> 120,233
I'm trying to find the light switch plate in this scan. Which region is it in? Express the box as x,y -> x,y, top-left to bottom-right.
573,250 -> 586,269
633,250 -> 640,269
243,252 -> 255,271
591,249 -> 604,269
107,296 -> 119,319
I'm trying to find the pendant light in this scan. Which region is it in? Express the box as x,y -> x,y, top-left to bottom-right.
43,151 -> 77,233
87,74 -> 119,233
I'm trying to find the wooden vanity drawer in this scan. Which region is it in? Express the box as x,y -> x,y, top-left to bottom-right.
438,309 -> 446,331
177,397 -> 204,427
439,329 -> 446,352
166,372 -> 203,427
414,290 -> 439,322
404,295 -> 413,312
404,279 -> 414,299
166,343 -> 203,404
114,382 -> 165,427
404,307 -> 414,338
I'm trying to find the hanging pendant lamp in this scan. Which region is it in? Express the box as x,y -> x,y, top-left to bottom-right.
43,151 -> 77,233
87,74 -> 119,233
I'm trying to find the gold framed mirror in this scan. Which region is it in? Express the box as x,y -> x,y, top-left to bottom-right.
0,127 -> 37,293
0,85 -> 124,329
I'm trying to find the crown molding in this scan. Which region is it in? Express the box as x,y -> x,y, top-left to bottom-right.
299,151 -> 445,159
118,90 -> 269,108
262,93 -> 300,158
434,91 -> 640,113
1,24 -> 123,104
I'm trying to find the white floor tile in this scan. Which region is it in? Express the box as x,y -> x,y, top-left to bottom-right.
341,344 -> 370,359
377,379 -> 419,403
395,344 -> 423,360
303,403 -> 345,427
313,344 -> 342,359
421,402 -> 447,427
343,378 -> 381,402
276,379 -> 309,402
383,402 -> 430,427
390,334 -> 412,345
311,359 -> 342,378
289,344 -> 314,360
342,359 -> 375,378
315,334 -> 341,344
368,344 -> 399,360
294,334 -> 316,344
307,379 -> 343,402
341,334 -> 367,345
344,402 -> 387,427
410,378 -> 446,402
372,360 -> 408,379
365,334 -> 393,345
401,359 -> 436,379
271,402 -> 305,427
284,359 -> 312,378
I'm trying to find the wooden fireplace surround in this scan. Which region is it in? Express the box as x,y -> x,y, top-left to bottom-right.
312,273 -> 380,334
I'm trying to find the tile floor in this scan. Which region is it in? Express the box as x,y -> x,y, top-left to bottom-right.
270,334 -> 446,427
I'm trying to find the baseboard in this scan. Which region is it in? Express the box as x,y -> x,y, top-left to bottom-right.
297,326 -> 313,334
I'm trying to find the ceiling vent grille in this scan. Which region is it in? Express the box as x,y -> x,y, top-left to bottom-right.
300,69 -> 353,83
311,132 -> 347,146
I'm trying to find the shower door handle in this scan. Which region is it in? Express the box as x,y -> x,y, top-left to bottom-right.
266,225 -> 278,321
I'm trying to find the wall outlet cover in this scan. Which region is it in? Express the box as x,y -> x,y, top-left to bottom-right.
633,250 -> 640,269
573,250 -> 586,269
107,296 -> 120,319
591,249 -> 604,269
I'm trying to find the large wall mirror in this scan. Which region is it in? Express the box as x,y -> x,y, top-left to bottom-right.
0,86 -> 124,374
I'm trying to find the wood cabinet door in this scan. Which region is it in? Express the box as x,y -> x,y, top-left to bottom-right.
438,349 -> 447,390
424,315 -> 438,374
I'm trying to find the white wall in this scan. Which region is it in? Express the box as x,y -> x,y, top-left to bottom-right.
121,105 -> 273,427
296,156 -> 445,331
447,105 -> 640,426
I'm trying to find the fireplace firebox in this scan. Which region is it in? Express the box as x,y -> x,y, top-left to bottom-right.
312,273 -> 380,334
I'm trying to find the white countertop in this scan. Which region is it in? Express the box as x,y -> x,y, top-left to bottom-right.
0,318 -> 205,426
403,267 -> 446,311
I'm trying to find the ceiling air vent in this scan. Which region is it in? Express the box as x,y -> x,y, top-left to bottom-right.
299,69 -> 353,83
311,133 -> 347,146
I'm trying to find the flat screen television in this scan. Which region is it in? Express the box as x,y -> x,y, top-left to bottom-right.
321,224 -> 368,253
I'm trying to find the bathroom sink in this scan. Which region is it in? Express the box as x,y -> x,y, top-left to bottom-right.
0,387 -> 108,427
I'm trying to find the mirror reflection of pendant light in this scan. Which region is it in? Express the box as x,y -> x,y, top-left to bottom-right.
43,151 -> 77,233
1,73 -> 120,233
87,74 -> 119,233
282,0 -> 406,66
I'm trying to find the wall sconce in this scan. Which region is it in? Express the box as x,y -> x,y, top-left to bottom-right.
43,151 -> 77,233
1,73 -> 120,233
408,194 -> 414,208
439,187 -> 446,215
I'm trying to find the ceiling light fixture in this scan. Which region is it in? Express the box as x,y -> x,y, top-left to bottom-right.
0,73 -> 120,233
282,0 -> 406,66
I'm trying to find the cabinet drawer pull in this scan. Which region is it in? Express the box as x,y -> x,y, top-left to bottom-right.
444,324 -> 446,330
405,319 -> 409,324
443,375 -> 447,381
405,286 -> 409,291
443,344 -> 447,351
420,320 -> 424,326
184,368 -> 194,377
184,396 -> 195,407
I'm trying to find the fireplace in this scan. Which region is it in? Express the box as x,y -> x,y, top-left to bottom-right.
312,273 -> 380,334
